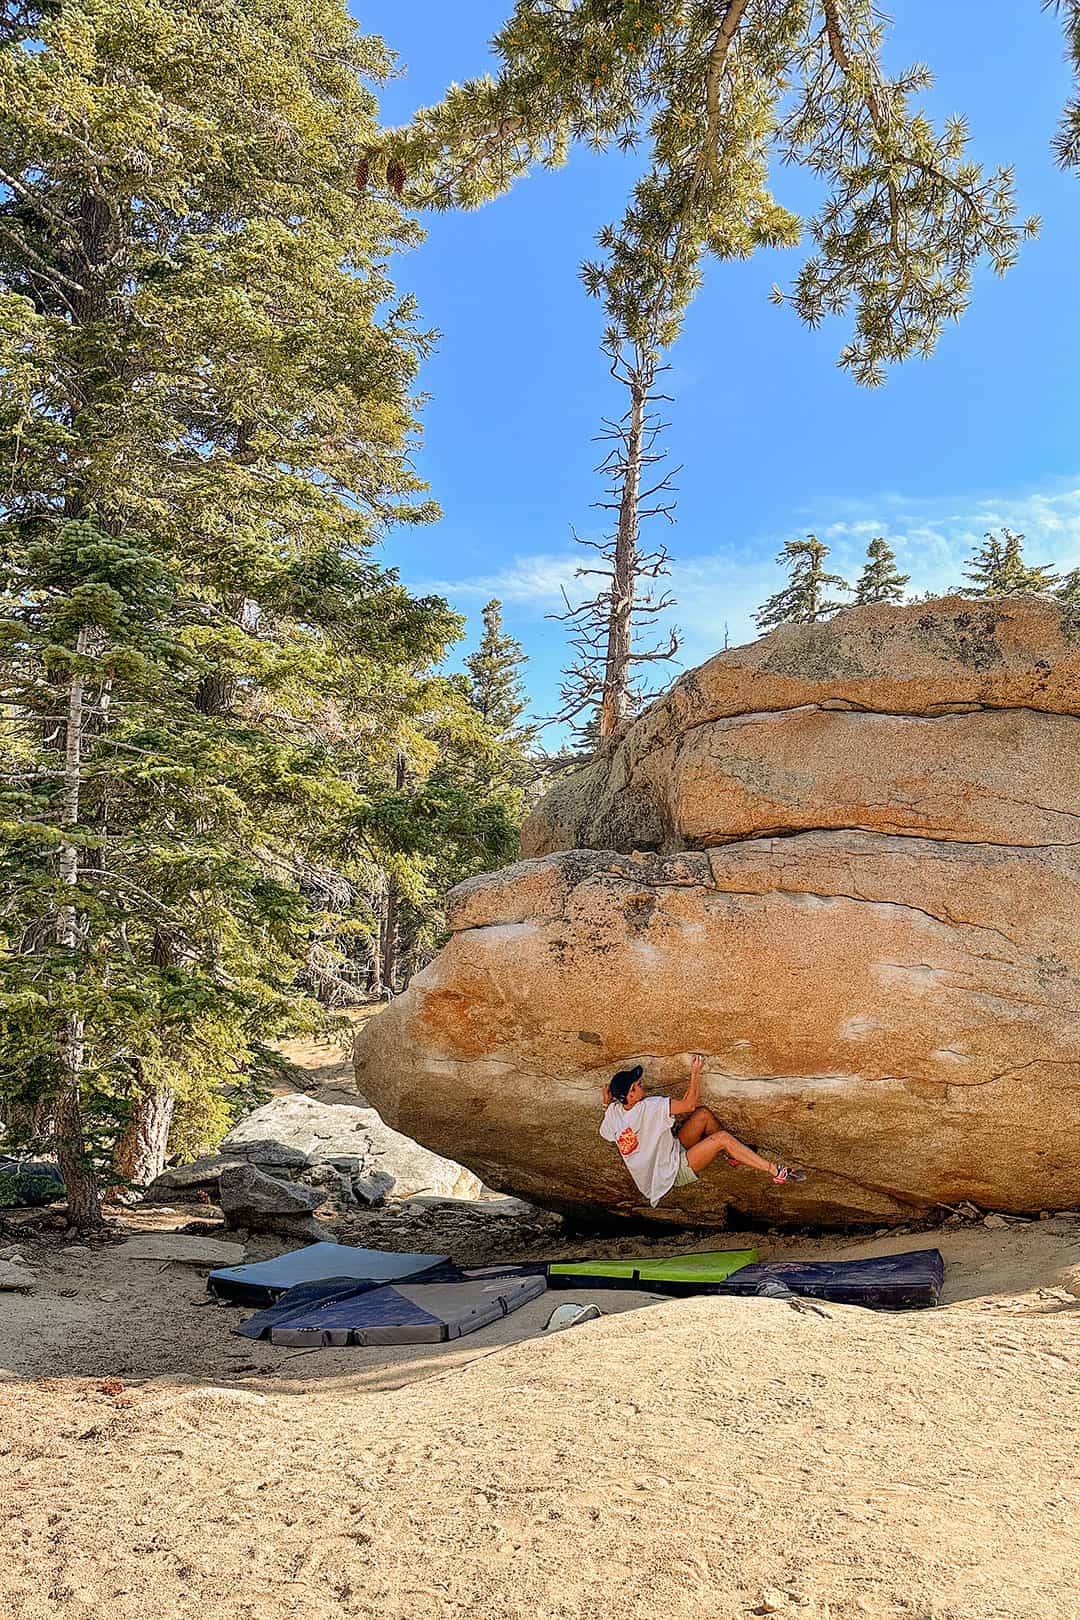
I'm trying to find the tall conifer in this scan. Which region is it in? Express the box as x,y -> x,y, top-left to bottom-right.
1051,0 -> 1080,170
389,3 -> 1034,387
385,2 -> 1033,728
0,0 -> 449,1218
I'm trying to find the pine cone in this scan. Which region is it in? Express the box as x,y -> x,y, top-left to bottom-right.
386,160 -> 406,199
355,156 -> 370,193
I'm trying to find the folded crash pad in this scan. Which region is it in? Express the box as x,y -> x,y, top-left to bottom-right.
207,1241 -> 448,1305
716,1249 -> 945,1310
233,1268 -> 547,1346
548,1249 -> 758,1293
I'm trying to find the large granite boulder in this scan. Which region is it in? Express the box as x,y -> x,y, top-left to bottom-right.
354,595 -> 1080,1228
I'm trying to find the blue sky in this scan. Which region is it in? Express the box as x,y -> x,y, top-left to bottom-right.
356,2 -> 1080,723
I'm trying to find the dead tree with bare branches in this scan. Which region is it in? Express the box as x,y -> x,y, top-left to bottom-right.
552,339 -> 681,743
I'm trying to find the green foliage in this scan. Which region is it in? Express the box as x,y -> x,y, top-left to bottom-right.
854,538 -> 909,606
960,529 -> 1061,597
1047,0 -> 1080,170
386,0 -> 1035,742
348,600 -> 537,980
465,599 -> 536,794
0,0 -> 472,1209
756,535 -> 850,631
1059,568 -> 1080,603
389,0 -> 1035,383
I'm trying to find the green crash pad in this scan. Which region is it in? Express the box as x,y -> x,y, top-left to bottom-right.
548,1249 -> 758,1292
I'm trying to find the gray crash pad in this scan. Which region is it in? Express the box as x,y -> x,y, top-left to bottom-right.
207,1241 -> 449,1305
235,1269 -> 547,1347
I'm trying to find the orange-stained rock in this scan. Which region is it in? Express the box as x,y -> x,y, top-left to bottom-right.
356,596 -> 1080,1228
521,594 -> 1080,857
355,837 -> 1080,1227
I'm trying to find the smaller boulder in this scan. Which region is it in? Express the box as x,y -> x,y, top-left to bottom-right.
0,1157 -> 63,1209
352,1170 -> 395,1206
141,1154 -> 246,1202
219,1164 -> 326,1241
221,1094 -> 481,1201
221,1141 -> 310,1172
0,1259 -> 35,1290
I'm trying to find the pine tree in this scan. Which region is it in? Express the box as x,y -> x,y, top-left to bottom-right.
385,1 -> 1033,728
351,661 -> 528,991
756,536 -> 850,632
388,2 -> 1035,387
0,0 -> 449,1220
854,538 -> 910,605
961,529 -> 1061,596
465,600 -> 534,774
1052,0 -> 1080,170
553,337 -> 681,740
1059,568 -> 1080,603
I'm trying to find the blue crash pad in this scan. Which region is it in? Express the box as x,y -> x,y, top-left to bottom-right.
715,1248 -> 945,1310
233,1268 -> 547,1346
207,1242 -> 449,1305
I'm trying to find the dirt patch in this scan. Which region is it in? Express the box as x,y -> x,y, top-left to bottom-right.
274,1020 -> 373,1106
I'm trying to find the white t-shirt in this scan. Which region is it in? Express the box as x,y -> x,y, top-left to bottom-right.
600,1095 -> 680,1207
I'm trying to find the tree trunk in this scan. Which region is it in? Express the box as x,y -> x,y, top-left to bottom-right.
49,194 -> 117,1230
194,670 -> 237,716
55,1081 -> 101,1227
55,626 -> 102,1227
599,347 -> 650,738
112,1087 -> 175,1194
380,751 -> 407,991
382,875 -> 400,993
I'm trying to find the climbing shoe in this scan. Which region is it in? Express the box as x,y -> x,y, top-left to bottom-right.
773,1165 -> 807,1185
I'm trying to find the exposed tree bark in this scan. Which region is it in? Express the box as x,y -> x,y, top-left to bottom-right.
48,192 -> 118,1229
381,876 -> 401,993
194,670 -> 237,716
378,750 -> 407,992
599,352 -> 649,738
111,1085 -> 175,1194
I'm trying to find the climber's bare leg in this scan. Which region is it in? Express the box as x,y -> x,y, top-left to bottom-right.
686,1129 -> 778,1180
676,1107 -> 722,1149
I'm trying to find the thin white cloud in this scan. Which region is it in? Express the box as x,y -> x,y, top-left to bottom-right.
669,481 -> 1080,665
416,550 -> 581,607
414,478 -> 1080,680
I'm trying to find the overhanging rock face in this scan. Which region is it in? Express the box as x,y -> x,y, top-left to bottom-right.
355,596 -> 1080,1227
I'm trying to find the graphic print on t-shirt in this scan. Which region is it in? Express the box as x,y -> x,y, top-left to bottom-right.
616,1126 -> 639,1157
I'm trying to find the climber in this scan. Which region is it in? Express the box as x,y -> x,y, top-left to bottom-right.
599,1056 -> 806,1208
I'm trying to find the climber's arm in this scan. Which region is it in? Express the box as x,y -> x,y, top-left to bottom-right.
668,1054 -> 705,1117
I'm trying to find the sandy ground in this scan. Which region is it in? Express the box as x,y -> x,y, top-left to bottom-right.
274,1023 -> 373,1106
3,1036 -> 1080,1619
3,1207 -> 1080,1620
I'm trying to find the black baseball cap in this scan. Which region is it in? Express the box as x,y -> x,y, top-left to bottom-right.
608,1064 -> 644,1103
